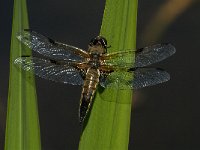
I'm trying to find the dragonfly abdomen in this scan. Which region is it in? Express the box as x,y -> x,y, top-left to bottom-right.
79,68 -> 100,123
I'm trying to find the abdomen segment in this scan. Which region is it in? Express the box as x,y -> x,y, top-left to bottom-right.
79,68 -> 100,123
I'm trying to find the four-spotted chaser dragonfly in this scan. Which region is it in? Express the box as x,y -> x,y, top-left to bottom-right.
14,29 -> 176,123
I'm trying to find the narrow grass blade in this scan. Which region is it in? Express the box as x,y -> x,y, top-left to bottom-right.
79,0 -> 138,149
5,0 -> 41,149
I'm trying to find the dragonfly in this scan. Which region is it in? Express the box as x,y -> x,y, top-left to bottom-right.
14,29 -> 176,123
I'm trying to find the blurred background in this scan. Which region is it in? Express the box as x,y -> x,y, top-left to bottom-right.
0,0 -> 200,149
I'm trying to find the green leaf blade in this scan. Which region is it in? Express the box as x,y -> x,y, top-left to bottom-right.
5,0 -> 41,150
79,0 -> 138,149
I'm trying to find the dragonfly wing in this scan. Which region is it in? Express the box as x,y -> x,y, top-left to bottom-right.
102,43 -> 175,68
102,50 -> 134,69
14,57 -> 84,85
132,68 -> 170,89
135,43 -> 176,67
99,71 -> 134,89
17,30 -> 89,62
100,68 -> 170,90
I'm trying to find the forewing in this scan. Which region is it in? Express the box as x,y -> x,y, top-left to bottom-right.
14,57 -> 84,85
135,43 -> 176,67
100,68 -> 170,90
102,43 -> 176,68
17,30 -> 89,62
102,50 -> 135,69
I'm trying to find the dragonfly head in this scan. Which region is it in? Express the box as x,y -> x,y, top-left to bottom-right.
89,36 -> 109,54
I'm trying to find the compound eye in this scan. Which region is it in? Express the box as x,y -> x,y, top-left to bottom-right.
89,36 -> 108,48
89,38 -> 98,46
93,39 -> 98,45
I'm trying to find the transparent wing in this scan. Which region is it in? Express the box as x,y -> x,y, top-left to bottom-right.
132,68 -> 170,89
102,43 -> 176,68
99,71 -> 133,89
135,43 -> 176,67
101,50 -> 135,68
17,29 -> 89,62
100,68 -> 170,90
14,57 -> 84,85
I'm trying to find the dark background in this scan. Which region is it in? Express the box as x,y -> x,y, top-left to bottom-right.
0,0 -> 200,150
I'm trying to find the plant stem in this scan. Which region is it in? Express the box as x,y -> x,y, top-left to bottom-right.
5,0 -> 41,149
79,0 -> 138,149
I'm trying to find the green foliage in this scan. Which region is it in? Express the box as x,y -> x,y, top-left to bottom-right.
5,0 -> 41,149
79,0 -> 138,149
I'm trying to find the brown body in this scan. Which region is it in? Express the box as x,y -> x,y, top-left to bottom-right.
78,41 -> 107,123
79,68 -> 100,122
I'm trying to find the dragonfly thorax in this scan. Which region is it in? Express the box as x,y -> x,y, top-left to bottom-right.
88,45 -> 106,55
88,54 -> 101,68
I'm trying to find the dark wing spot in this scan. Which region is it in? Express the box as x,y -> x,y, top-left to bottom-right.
48,37 -> 58,46
127,67 -> 137,72
21,55 -> 31,57
49,59 -> 61,65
